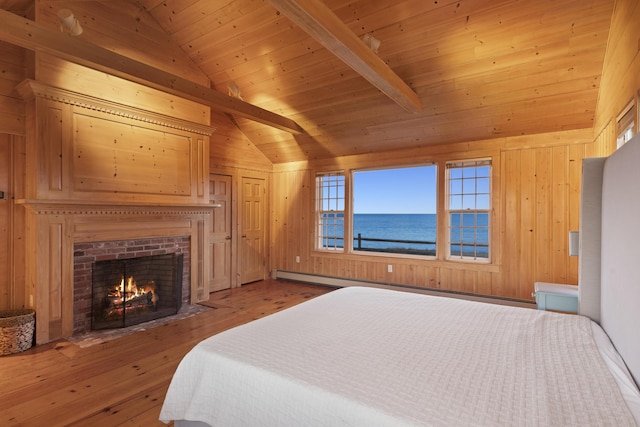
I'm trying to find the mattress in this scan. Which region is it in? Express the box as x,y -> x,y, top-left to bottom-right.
160,286 -> 638,426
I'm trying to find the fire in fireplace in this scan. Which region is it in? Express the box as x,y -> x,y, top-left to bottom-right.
91,253 -> 183,330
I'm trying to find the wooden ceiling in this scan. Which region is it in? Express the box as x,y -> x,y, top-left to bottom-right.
2,0 -> 615,164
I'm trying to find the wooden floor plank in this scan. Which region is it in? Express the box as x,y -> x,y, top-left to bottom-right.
0,279 -> 333,426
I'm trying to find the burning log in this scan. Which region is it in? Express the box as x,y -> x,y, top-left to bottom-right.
104,276 -> 159,314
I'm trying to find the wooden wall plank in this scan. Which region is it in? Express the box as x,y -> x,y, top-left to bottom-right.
593,0 -> 640,137
501,149 -> 521,297
567,143 -> 584,285
518,148 -> 536,299
0,135 -> 10,309
551,145 -> 569,283
534,147 -> 552,284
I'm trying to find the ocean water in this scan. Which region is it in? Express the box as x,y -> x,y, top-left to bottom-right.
322,213 -> 489,257
354,214 -> 437,253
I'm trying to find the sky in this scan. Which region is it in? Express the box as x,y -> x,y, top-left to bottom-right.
353,165 -> 437,214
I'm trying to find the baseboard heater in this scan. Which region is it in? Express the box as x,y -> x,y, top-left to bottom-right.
274,270 -> 534,309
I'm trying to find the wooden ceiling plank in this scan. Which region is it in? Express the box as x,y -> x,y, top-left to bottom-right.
0,9 -> 304,134
267,0 -> 422,113
180,5 -> 289,70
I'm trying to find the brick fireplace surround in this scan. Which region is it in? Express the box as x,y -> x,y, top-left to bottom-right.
73,236 -> 191,335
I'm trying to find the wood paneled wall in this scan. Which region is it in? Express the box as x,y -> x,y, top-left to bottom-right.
594,0 -> 640,139
270,129 -> 598,301
0,134 -> 12,308
210,111 -> 273,173
0,39 -> 25,310
0,41 -> 25,135
210,113 -> 273,288
17,80 -> 212,204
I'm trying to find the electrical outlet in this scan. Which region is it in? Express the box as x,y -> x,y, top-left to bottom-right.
387,264 -> 393,273
295,256 -> 300,263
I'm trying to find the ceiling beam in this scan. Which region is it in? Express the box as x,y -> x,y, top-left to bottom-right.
0,9 -> 304,134
267,0 -> 422,113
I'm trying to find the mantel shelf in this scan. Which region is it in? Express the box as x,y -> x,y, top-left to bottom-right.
15,199 -> 215,210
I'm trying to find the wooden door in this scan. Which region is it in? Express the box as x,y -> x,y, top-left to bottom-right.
209,174 -> 232,292
240,176 -> 266,284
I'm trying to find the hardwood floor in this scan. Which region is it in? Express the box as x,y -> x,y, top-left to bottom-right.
0,279 -> 333,426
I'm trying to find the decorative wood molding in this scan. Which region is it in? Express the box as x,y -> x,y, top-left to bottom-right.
17,79 -> 216,136
18,200 -> 213,217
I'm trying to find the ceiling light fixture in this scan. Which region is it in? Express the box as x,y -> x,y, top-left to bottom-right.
228,82 -> 243,100
362,33 -> 380,53
57,9 -> 83,36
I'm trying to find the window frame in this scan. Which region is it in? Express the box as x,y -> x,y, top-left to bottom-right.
445,159 -> 492,263
616,99 -> 635,149
315,171 -> 346,252
350,164 -> 438,258
313,157 -> 494,266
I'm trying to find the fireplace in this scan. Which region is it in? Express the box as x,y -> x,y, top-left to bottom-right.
74,236 -> 192,335
24,200 -> 209,344
91,253 -> 183,330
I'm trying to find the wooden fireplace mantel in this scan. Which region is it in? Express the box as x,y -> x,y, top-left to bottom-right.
16,80 -> 216,344
22,200 -> 213,345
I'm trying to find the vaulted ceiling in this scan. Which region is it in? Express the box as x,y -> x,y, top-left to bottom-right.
1,0 -> 615,164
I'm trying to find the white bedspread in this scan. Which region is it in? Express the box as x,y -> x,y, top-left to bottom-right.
160,286 -> 636,426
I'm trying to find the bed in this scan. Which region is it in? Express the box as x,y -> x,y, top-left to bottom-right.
160,135 -> 640,426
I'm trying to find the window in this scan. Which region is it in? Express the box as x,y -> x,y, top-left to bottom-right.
616,100 -> 635,149
446,160 -> 491,261
315,159 -> 492,264
316,172 -> 345,251
352,165 -> 437,256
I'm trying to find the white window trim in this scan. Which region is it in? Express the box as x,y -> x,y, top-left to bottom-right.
315,171 -> 345,252
445,159 -> 491,263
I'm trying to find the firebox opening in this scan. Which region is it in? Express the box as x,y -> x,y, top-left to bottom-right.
91,253 -> 183,330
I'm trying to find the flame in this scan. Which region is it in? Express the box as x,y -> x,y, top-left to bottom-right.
108,276 -> 157,307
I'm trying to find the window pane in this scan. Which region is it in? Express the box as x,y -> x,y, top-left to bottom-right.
450,195 -> 462,210
317,172 -> 345,251
450,168 -> 462,179
451,213 -> 461,227
476,166 -> 490,178
462,244 -> 476,256
462,178 -> 476,193
462,167 -> 476,178
450,179 -> 462,195
352,165 -> 437,256
476,227 -> 489,242
462,194 -> 476,209
462,213 -> 475,226
477,212 -> 489,227
450,227 -> 461,243
477,177 -> 490,193
446,160 -> 491,261
476,194 -> 490,209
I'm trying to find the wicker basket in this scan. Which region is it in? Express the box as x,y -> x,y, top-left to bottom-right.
0,309 -> 35,356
